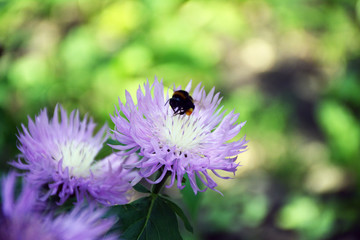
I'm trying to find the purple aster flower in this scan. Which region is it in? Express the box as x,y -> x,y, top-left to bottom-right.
110,78 -> 248,194
0,172 -> 116,240
12,105 -> 139,205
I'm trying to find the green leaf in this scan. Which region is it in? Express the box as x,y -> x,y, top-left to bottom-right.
106,138 -> 122,146
180,175 -> 202,219
94,138 -> 129,160
133,183 -> 150,193
160,196 -> 194,233
111,196 -> 183,240
94,138 -> 118,160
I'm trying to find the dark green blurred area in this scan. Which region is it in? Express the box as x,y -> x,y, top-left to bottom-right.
1,0 -> 360,239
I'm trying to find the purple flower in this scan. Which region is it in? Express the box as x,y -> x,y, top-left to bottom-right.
13,105 -> 139,205
0,172 -> 116,240
111,79 -> 248,194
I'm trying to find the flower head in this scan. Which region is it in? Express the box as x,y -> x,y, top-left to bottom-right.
0,172 -> 116,240
111,78 -> 248,193
13,105 -> 138,205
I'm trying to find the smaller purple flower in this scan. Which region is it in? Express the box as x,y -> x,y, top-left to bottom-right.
0,172 -> 116,240
12,105 -> 139,205
111,78 -> 248,194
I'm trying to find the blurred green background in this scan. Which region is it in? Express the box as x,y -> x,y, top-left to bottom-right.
1,0 -> 360,239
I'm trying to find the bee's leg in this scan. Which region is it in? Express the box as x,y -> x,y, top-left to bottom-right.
173,108 -> 181,116
178,109 -> 186,115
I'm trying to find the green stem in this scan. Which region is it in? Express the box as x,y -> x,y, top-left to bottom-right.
151,170 -> 171,195
137,195 -> 157,240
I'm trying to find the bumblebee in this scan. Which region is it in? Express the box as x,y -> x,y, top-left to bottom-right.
167,90 -> 195,116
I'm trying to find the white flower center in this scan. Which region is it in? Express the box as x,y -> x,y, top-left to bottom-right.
156,114 -> 210,152
56,140 -> 98,177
